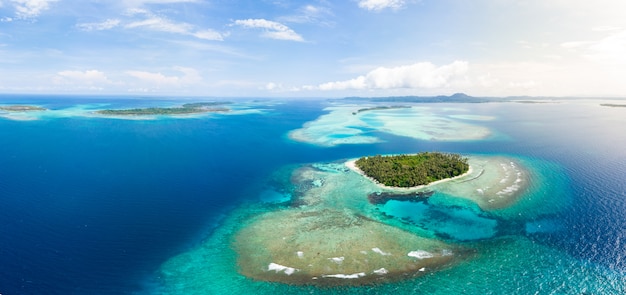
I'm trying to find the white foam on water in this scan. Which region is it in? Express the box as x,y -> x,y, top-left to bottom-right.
371,247 -> 391,256
497,184 -> 521,195
408,250 -> 434,259
373,268 -> 388,275
329,256 -> 345,264
322,272 -> 366,279
296,251 -> 304,258
268,263 -> 298,275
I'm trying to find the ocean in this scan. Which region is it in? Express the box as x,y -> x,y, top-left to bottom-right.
0,96 -> 624,294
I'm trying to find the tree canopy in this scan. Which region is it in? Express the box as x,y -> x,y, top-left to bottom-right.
355,152 -> 469,187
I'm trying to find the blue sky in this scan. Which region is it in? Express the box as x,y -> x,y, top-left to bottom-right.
1,0 -> 625,97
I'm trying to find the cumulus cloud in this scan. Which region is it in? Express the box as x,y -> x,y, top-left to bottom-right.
76,19 -> 121,31
358,0 -> 407,11
587,29 -> 626,64
8,0 -> 58,19
234,19 -> 304,42
317,61 -> 469,90
562,29 -> 626,65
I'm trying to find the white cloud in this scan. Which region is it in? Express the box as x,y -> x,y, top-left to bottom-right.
586,29 -> 626,64
126,66 -> 201,87
125,0 -> 200,5
562,29 -> 626,65
234,19 -> 304,42
265,82 -> 279,90
76,19 -> 121,31
508,80 -> 538,90
57,70 -> 113,85
126,16 -> 192,34
561,41 -> 591,49
317,61 -> 469,90
358,0 -> 407,11
592,25 -> 621,32
126,70 -> 180,85
278,4 -> 334,26
9,0 -> 57,19
123,10 -> 225,41
262,82 -> 302,92
192,29 -> 226,41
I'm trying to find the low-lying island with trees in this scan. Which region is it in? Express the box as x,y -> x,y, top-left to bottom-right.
95,102 -> 231,116
354,152 -> 470,188
0,105 -> 47,112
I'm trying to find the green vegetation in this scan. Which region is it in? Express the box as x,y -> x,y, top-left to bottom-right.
181,102 -> 232,108
95,102 -> 231,116
355,152 -> 469,187
0,105 -> 46,112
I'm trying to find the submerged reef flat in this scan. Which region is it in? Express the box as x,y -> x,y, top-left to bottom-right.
0,105 -> 47,112
95,102 -> 231,116
436,156 -> 530,210
235,208 -> 460,286
228,154 -> 530,286
288,105 -> 492,146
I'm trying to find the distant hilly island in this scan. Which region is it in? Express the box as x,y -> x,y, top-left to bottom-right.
340,93 -> 568,103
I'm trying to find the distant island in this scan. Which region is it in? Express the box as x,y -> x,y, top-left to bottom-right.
600,103 -> 626,108
342,93 -> 494,103
339,93 -> 594,103
352,105 -> 411,115
95,102 -> 231,116
0,105 -> 46,112
354,152 -> 469,188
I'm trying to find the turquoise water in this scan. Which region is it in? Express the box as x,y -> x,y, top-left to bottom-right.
1,96 -> 624,294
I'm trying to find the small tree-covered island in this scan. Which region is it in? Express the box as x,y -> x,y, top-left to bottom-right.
355,152 -> 469,188
0,105 -> 47,112
95,102 -> 231,116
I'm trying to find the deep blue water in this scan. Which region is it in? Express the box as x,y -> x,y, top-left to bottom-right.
1,97 -> 625,294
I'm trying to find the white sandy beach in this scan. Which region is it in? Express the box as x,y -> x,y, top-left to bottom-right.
345,158 -> 473,192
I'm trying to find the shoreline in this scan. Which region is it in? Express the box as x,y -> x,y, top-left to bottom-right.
345,158 -> 473,192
